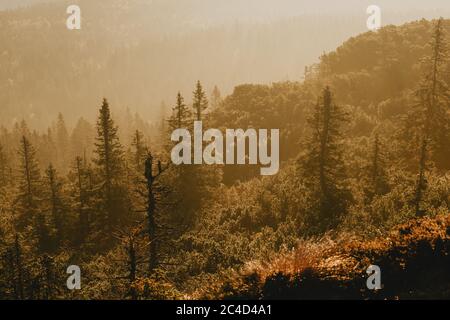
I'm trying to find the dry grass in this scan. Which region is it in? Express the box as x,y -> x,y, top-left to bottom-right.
243,235 -> 347,281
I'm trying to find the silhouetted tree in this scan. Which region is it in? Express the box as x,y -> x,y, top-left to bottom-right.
16,136 -> 41,230
192,81 -> 208,121
131,130 -> 147,174
168,92 -> 191,131
144,151 -> 168,273
44,164 -> 65,245
301,86 -> 352,232
404,19 -> 450,167
94,98 -> 126,228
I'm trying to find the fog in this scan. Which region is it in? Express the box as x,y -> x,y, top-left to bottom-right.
1,0 -> 450,128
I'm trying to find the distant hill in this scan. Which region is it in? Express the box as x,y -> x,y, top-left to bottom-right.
211,19 -> 450,184
2,0 -> 448,129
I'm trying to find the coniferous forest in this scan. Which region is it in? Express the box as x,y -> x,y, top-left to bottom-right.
1,1 -> 450,300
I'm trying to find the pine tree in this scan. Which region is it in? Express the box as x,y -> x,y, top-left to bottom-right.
409,19 -> 450,214
94,98 -> 126,228
192,81 -> 208,121
168,92 -> 192,131
16,136 -> 41,230
167,89 -> 211,228
301,86 -> 352,232
420,19 -> 449,142
44,164 -> 65,245
404,19 -> 450,165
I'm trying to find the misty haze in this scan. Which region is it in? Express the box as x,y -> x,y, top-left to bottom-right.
0,0 -> 450,302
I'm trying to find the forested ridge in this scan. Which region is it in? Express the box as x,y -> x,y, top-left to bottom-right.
0,18 -> 450,299
0,0 -> 418,130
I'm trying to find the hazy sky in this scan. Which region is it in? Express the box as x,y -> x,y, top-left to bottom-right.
1,0 -> 450,128
2,0 -> 450,21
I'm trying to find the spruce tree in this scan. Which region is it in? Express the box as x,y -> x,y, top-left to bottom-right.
408,19 -> 450,214
168,92 -> 192,131
404,19 -> 449,163
301,86 -> 352,232
167,91 -> 205,227
192,81 -> 208,121
16,136 -> 41,230
44,164 -> 65,245
94,98 -> 126,228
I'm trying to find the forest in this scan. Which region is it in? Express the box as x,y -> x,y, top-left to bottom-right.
1,15 -> 450,299
3,0 -> 445,130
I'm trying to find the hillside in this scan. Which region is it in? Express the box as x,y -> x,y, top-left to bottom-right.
212,19 -> 450,184
0,16 -> 449,300
2,0 -> 449,130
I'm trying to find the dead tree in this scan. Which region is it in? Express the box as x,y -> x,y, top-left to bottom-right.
144,151 -> 168,273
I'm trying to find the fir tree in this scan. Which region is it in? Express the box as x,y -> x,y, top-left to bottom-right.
16,136 -> 41,230
404,18 -> 450,166
301,86 -> 352,232
168,92 -> 192,131
192,81 -> 208,121
44,164 -> 65,245
408,19 -> 450,214
94,98 -> 126,228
